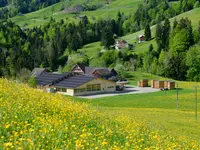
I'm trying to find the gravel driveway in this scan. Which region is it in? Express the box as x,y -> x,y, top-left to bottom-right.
79,86 -> 160,99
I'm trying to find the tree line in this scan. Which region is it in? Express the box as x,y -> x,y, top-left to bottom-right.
123,0 -> 200,34
0,0 -> 60,20
141,18 -> 200,81
0,13 -> 124,80
0,0 -> 200,82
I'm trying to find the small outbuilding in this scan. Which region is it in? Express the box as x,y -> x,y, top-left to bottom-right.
139,35 -> 145,43
115,39 -> 133,50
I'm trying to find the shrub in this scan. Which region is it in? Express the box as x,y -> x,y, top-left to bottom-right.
28,77 -> 37,87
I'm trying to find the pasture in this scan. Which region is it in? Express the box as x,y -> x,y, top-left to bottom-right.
74,71 -> 200,140
11,0 -> 142,28
77,7 -> 200,61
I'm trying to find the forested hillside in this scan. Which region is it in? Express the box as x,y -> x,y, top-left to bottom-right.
0,0 -> 60,19
0,15 -> 124,78
0,0 -> 200,82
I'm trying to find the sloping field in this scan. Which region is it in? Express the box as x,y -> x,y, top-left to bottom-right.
11,0 -> 142,28
76,71 -> 200,140
122,7 -> 200,53
0,78 -> 199,149
78,7 -> 200,57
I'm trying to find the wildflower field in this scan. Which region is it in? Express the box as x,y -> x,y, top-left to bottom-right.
0,79 -> 200,149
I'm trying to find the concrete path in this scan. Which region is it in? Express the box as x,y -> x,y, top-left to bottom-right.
78,86 -> 160,99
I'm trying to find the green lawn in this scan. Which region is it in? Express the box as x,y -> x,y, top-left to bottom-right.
106,107 -> 200,139
74,71 -> 200,140
77,42 -> 102,59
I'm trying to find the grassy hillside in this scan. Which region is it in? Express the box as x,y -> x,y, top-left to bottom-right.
0,78 -> 200,149
122,7 -> 200,52
78,7 -> 200,59
75,71 -> 200,140
11,0 -> 142,28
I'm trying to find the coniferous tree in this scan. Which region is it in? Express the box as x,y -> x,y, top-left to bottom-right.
144,23 -> 151,41
198,21 -> 200,34
162,18 -> 171,51
148,44 -> 153,53
101,26 -> 114,50
155,22 -> 163,53
173,19 -> 178,29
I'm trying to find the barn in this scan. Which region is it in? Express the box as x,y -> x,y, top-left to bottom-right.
34,71 -> 116,96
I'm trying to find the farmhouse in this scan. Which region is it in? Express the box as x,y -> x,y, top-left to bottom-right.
34,71 -> 116,96
115,39 -> 130,50
71,64 -> 118,80
139,35 -> 145,43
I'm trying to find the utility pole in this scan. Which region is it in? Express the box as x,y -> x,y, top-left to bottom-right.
165,74 -> 167,96
176,83 -> 179,110
194,85 -> 198,121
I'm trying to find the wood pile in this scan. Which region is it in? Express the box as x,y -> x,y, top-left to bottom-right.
151,80 -> 175,89
138,79 -> 148,87
151,80 -> 164,89
164,81 -> 175,89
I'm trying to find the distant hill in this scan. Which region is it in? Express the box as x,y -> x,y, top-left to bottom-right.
77,7 -> 200,58
11,0 -> 142,28
0,0 -> 61,19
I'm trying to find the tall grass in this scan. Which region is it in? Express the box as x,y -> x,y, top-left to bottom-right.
0,78 -> 199,149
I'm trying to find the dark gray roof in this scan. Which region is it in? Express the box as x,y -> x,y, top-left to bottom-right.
30,68 -> 47,77
94,68 -> 110,75
85,67 -> 94,74
85,67 -> 111,75
35,72 -> 71,86
74,64 -> 115,76
53,75 -> 95,88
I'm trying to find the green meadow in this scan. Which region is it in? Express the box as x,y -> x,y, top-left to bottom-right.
11,0 -> 142,28
74,71 -> 200,140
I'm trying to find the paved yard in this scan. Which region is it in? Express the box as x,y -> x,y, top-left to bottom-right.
79,86 -> 160,99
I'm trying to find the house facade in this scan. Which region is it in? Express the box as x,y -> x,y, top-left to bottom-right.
33,70 -> 116,96
115,39 -> 129,50
51,77 -> 116,96
139,35 -> 145,43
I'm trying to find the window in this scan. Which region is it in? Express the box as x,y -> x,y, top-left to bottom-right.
86,84 -> 101,92
62,88 -> 67,92
92,84 -> 97,91
56,88 -> 61,92
87,85 -> 92,92
56,88 -> 67,92
108,86 -> 114,89
97,84 -> 101,91
74,88 -> 86,93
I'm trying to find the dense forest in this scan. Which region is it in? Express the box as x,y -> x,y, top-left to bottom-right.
142,18 -> 200,81
0,0 -> 60,19
0,14 -> 123,78
0,0 -> 200,82
123,0 -> 200,34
